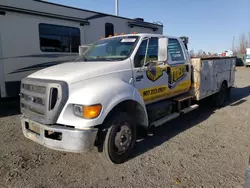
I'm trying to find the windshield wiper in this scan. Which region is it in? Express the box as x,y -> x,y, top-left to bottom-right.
95,56 -> 126,61
93,57 -> 114,61
74,55 -> 87,62
75,56 -> 124,62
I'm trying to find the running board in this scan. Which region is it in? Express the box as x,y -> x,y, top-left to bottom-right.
150,104 -> 199,128
180,104 -> 199,114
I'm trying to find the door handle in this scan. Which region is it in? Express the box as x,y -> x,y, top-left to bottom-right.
136,75 -> 144,82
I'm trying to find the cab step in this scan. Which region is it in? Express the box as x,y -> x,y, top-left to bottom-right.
172,94 -> 193,102
150,104 -> 199,128
172,94 -> 194,112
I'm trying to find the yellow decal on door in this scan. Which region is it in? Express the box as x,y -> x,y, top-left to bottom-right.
146,62 -> 164,82
140,80 -> 191,102
146,63 -> 187,85
140,63 -> 190,102
169,65 -> 187,84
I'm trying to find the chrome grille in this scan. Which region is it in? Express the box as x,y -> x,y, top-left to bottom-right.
22,84 -> 46,94
22,93 -> 45,105
20,78 -> 68,125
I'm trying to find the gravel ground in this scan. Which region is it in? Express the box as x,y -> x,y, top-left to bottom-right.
0,68 -> 250,188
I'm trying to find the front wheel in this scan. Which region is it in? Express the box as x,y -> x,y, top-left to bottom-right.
99,112 -> 136,164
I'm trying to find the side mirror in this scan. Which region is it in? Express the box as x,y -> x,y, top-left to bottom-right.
144,61 -> 154,67
158,37 -> 168,62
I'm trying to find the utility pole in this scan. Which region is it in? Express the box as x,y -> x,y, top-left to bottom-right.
232,36 -> 235,53
115,0 -> 119,16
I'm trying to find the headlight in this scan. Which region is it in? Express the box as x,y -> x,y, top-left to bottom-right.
73,104 -> 102,119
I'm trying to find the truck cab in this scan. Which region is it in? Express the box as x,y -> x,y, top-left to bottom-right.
21,34 -> 231,164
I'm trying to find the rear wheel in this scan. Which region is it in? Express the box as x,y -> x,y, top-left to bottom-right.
214,82 -> 228,107
99,112 -> 136,164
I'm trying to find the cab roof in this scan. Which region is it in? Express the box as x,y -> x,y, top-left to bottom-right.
103,33 -> 180,40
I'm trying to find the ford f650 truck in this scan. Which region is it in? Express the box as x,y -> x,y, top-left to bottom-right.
20,34 -> 236,164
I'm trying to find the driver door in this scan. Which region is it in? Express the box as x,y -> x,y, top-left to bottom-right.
133,37 -> 169,104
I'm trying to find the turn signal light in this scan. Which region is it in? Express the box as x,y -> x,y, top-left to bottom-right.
73,104 -> 102,119
83,104 -> 102,119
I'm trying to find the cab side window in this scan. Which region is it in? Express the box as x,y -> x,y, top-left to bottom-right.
168,39 -> 184,62
134,38 -> 158,67
147,38 -> 158,62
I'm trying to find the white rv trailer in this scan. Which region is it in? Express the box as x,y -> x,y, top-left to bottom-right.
0,0 -> 163,98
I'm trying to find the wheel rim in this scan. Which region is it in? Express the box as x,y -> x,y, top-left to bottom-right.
114,124 -> 132,154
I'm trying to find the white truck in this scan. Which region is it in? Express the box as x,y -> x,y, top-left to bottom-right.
20,34 -> 236,164
246,48 -> 250,67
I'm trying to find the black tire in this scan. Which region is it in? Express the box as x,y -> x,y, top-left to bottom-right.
214,82 -> 228,107
99,112 -> 136,164
227,87 -> 232,102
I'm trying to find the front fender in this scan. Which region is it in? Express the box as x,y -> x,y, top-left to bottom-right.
57,78 -> 148,129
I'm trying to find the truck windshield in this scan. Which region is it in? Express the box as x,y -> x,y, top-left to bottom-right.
247,55 -> 250,59
76,36 -> 139,62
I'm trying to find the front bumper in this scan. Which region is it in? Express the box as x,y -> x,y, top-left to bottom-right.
21,116 -> 98,153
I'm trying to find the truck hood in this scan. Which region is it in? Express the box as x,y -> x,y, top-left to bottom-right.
28,61 -> 127,84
